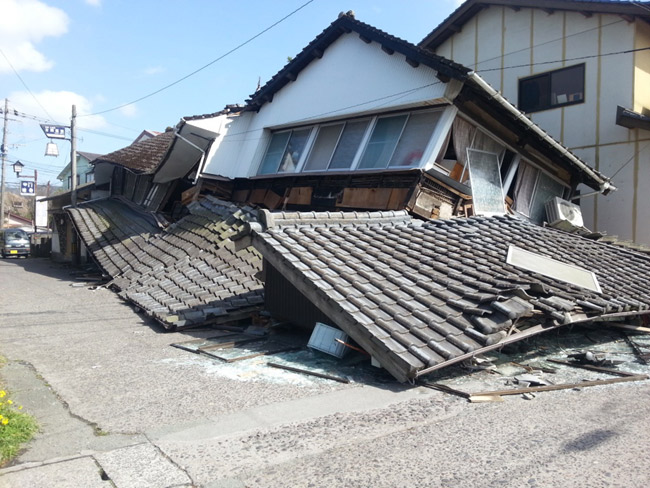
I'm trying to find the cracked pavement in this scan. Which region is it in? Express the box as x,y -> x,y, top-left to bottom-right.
2,258 -> 650,487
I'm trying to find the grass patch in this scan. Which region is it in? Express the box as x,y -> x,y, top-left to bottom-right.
1,385 -> 38,466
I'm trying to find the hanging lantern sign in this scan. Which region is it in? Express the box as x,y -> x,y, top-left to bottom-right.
39,124 -> 67,139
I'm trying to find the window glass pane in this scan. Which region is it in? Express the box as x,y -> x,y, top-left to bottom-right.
359,115 -> 408,169
519,75 -> 550,112
329,120 -> 369,170
529,172 -> 566,224
466,149 -> 506,215
304,124 -> 343,171
389,111 -> 442,168
551,65 -> 584,105
278,129 -> 311,173
471,130 -> 505,162
259,132 -> 290,174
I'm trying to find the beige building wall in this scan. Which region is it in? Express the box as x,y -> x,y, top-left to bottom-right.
430,6 -> 650,245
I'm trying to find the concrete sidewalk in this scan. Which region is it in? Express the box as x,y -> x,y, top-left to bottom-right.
2,258 -> 650,488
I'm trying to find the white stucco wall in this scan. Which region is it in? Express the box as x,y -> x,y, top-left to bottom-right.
431,6 -> 649,245
201,32 -> 450,179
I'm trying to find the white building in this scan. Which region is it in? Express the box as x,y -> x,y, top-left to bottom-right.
420,0 -> 650,245
185,13 -> 611,224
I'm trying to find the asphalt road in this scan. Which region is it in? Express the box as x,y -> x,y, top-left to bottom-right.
1,257 -> 650,488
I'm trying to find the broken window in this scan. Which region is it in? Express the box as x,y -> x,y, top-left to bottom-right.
466,149 -> 506,215
512,161 -> 568,224
519,64 -> 585,113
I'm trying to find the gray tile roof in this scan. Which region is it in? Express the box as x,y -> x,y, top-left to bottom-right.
250,210 -> 650,382
92,130 -> 175,174
67,198 -> 161,278
67,196 -> 264,330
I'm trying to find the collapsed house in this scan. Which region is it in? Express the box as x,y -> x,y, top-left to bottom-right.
243,210 -> 650,382
66,127 -> 264,330
185,13 -> 612,227
60,14 -> 650,382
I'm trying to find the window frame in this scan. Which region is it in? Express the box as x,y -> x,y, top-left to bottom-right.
518,63 -> 585,113
258,108 -> 445,176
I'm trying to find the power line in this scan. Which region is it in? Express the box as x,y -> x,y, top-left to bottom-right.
0,50 -> 56,122
479,45 -> 650,73
81,0 -> 317,118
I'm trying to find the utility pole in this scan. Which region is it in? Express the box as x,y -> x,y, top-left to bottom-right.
0,98 -> 8,229
70,104 -> 77,207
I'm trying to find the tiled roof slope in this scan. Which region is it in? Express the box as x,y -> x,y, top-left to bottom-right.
92,130 -> 175,174
67,198 -> 161,278
118,197 -> 264,329
251,211 -> 650,382
67,196 -> 264,330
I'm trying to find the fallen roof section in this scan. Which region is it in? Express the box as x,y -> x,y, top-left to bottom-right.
66,197 -> 161,278
67,196 -> 264,330
249,210 -> 650,382
91,130 -> 175,174
117,197 -> 264,329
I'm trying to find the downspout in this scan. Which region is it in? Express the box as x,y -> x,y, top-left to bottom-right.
467,72 -> 616,195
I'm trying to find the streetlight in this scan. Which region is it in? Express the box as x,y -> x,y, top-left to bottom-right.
40,104 -> 77,206
12,160 -> 24,177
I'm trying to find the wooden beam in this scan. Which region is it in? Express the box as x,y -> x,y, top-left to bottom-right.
469,375 -> 648,399
405,58 -> 420,68
285,72 -> 297,82
546,359 -> 639,377
580,11 -> 593,18
312,48 -> 324,59
621,14 -> 635,23
268,362 -> 350,383
359,34 -> 372,44
542,8 -> 555,15
381,45 -> 395,55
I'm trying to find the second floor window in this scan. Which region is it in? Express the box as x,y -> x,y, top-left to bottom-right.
258,109 -> 443,175
518,64 -> 585,113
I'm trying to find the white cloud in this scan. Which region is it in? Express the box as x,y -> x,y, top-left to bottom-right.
10,89 -> 107,130
85,0 -> 101,6
0,0 -> 69,73
143,66 -> 164,76
119,103 -> 138,118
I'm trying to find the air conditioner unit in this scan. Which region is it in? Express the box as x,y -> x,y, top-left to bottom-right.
545,197 -> 584,228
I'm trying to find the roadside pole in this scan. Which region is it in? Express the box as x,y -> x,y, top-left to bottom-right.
70,104 -> 77,207
1,98 -> 8,229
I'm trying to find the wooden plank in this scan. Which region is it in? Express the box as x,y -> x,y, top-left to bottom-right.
262,189 -> 283,210
386,188 -> 411,210
339,188 -> 394,209
546,359 -> 638,377
286,186 -> 313,205
232,189 -> 250,203
267,362 -> 350,383
249,189 -> 267,204
420,382 -> 470,399
606,323 -> 650,334
468,374 -> 648,399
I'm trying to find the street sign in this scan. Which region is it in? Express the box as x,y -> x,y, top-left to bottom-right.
39,124 -> 67,139
20,181 -> 36,196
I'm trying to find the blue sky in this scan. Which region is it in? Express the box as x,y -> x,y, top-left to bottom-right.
0,0 -> 463,187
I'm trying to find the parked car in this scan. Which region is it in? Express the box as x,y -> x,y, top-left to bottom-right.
0,228 -> 31,258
